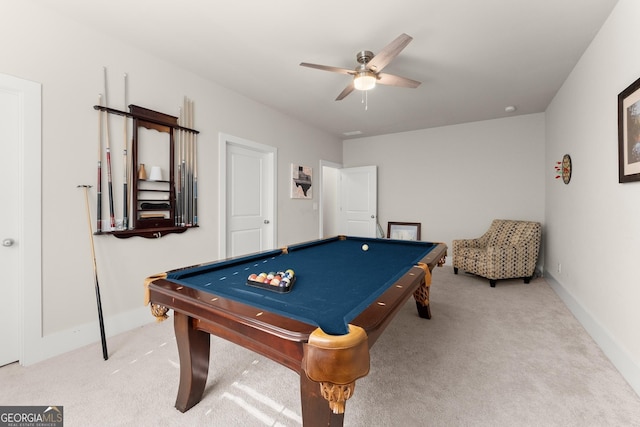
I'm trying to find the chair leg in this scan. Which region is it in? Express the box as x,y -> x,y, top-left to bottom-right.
453,267 -> 458,274
489,279 -> 497,288
524,276 -> 531,284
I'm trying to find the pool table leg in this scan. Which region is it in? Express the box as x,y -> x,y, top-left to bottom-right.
413,280 -> 431,319
174,312 -> 210,413
412,264 -> 432,319
300,372 -> 345,426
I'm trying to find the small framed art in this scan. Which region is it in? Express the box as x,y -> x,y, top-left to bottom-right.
618,76 -> 640,183
291,164 -> 312,198
387,222 -> 421,241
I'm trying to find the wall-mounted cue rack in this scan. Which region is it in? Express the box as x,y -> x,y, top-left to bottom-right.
93,104 -> 199,238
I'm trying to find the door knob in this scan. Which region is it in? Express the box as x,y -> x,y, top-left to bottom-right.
2,238 -> 15,247
264,220 -> 270,224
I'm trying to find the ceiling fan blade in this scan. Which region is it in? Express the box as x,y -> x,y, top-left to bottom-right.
377,73 -> 421,88
366,33 -> 413,73
335,82 -> 355,100
300,62 -> 355,75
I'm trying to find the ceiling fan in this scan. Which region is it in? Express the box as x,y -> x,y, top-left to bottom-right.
300,33 -> 421,101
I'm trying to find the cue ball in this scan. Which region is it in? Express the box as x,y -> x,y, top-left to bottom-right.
362,244 -> 369,251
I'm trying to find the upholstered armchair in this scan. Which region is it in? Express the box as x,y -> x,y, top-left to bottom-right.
452,219 -> 541,287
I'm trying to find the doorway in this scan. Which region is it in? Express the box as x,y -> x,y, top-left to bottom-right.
319,160 -> 341,238
0,73 -> 42,366
219,133 -> 277,258
319,162 -> 378,239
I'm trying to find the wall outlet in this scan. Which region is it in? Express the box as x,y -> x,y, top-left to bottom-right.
557,262 -> 562,274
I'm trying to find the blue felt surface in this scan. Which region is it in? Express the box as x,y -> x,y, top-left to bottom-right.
166,236 -> 437,335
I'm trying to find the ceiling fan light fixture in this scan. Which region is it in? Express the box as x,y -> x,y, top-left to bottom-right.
354,71 -> 376,91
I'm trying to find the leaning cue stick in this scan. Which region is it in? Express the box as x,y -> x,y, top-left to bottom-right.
191,99 -> 198,226
181,104 -> 187,226
188,97 -> 194,226
97,94 -> 103,233
78,185 -> 109,360
189,98 -> 196,226
103,67 -> 116,230
176,107 -> 183,226
181,98 -> 188,226
184,97 -> 192,226
122,73 -> 129,230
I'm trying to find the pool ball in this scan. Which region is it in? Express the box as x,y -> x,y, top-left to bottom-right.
362,244 -> 369,251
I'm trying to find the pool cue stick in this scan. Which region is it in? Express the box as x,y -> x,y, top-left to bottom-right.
189,98 -> 196,226
181,105 -> 187,226
176,107 -> 183,226
103,67 -> 116,229
122,73 -> 129,230
78,184 -> 109,360
185,97 -> 192,225
181,98 -> 188,226
97,94 -> 103,233
191,100 -> 198,226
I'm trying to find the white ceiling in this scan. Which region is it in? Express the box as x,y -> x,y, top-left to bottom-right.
36,0 -> 618,139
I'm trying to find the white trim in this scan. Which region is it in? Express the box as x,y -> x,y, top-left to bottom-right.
318,160 -> 342,239
545,271 -> 640,397
31,307 -> 153,362
218,133 -> 277,259
0,73 -> 42,366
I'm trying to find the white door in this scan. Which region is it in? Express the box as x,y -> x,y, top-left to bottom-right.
339,166 -> 377,237
320,161 -> 342,238
220,135 -> 277,258
0,82 -> 22,366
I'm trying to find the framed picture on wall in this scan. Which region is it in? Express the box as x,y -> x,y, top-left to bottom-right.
618,76 -> 640,183
387,222 -> 421,241
291,164 -> 312,198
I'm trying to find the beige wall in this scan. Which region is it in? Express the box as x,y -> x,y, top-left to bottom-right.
343,113 -> 546,255
545,0 -> 640,394
1,1 -> 341,358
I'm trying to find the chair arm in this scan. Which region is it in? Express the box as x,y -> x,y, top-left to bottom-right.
452,238 -> 484,251
487,241 -> 539,256
486,244 -> 524,259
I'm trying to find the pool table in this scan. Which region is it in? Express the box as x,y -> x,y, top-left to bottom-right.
144,236 -> 447,426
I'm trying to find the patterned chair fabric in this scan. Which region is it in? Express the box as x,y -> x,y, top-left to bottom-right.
452,219 -> 541,287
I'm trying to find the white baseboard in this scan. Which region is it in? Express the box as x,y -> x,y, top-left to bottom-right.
22,306 -> 155,366
545,271 -> 640,397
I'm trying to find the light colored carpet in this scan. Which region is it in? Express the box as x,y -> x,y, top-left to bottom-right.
2,266 -> 640,426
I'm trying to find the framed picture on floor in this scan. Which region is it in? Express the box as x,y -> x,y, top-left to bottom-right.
387,222 -> 421,241
618,76 -> 640,183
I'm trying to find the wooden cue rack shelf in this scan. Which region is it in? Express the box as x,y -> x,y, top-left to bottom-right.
93,104 -> 199,239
